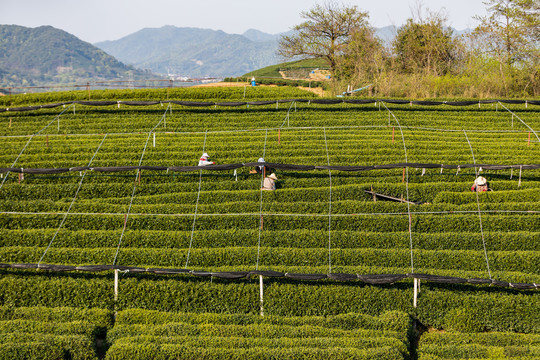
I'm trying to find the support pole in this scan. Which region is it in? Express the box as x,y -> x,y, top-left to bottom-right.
413,278 -> 418,308
402,167 -> 406,183
278,128 -> 281,145
528,132 -> 531,146
9,118 -> 11,128
114,269 -> 119,302
153,132 -> 156,147
259,275 -> 264,316
392,127 -> 395,143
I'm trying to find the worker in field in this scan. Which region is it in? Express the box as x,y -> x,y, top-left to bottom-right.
249,157 -> 270,175
198,152 -> 215,166
471,176 -> 488,192
261,173 -> 278,191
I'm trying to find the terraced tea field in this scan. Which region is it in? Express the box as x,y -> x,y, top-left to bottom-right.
0,87 -> 538,359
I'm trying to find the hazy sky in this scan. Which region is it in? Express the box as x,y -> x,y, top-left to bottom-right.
1,0 -> 488,43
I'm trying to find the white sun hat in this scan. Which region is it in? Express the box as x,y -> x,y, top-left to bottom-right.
268,173 -> 278,180
258,157 -> 265,163
202,153 -> 209,158
474,176 -> 487,186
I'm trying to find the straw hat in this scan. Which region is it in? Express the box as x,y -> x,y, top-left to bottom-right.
268,173 -> 278,180
474,176 -> 487,186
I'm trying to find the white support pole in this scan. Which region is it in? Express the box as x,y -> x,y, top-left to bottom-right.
259,275 -> 264,316
413,278 -> 418,308
114,269 -> 119,302
153,132 -> 156,147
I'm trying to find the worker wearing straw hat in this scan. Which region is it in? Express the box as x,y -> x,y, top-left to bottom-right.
198,152 -> 215,166
471,176 -> 488,192
262,173 -> 278,191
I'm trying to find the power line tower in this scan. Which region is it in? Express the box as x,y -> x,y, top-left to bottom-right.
128,71 -> 134,89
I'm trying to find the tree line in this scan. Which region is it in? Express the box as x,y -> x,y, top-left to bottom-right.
278,0 -> 539,98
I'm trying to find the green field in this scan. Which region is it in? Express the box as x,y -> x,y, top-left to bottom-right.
0,87 -> 538,359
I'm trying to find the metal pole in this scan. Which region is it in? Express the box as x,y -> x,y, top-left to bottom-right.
153,132 -> 156,147
259,275 -> 264,316
413,278 -> 418,308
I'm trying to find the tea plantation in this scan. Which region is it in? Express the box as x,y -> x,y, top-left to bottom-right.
0,87 -> 538,359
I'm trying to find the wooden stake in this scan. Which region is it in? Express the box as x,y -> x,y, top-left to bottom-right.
392,127 -> 395,143
278,128 -> 281,144
528,132 -> 531,146
260,215 -> 264,230
46,135 -> 49,147
138,170 -> 141,185
402,167 -> 406,183
18,172 -> 22,184
9,118 -> 12,128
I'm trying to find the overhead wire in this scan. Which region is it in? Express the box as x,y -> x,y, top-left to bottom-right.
185,129 -> 208,269
382,102 -> 415,273
463,130 -> 492,279
255,129 -> 269,271
323,127 -> 333,273
113,104 -> 170,265
0,103 -> 74,190
38,134 -> 108,265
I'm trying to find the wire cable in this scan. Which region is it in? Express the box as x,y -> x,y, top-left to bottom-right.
38,134 -> 108,265
185,129 -> 208,268
255,129 -> 269,270
113,104 -> 170,265
498,102 -> 540,142
323,127 -> 333,273
463,130 -> 492,279
382,102 -> 415,273
0,104 -> 74,190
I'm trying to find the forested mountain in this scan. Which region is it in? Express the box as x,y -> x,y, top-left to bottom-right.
0,25 -> 153,87
95,26 -> 282,78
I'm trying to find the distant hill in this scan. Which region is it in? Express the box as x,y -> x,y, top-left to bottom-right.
95,26 -> 283,78
0,25 -> 154,88
242,29 -> 281,42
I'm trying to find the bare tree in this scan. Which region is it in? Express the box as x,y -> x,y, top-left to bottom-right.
277,1 -> 369,74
